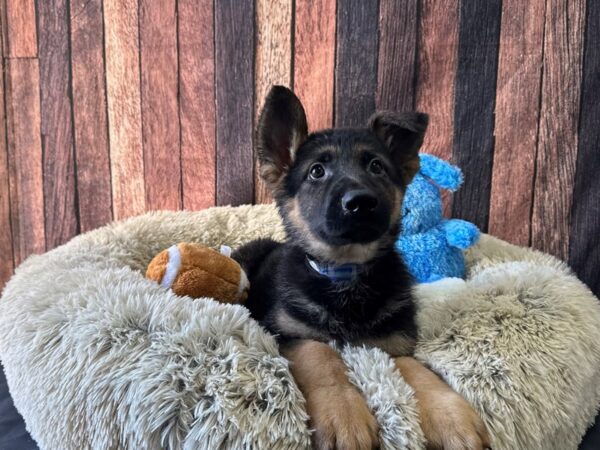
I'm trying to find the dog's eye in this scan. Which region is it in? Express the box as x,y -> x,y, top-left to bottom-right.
309,163 -> 325,180
368,159 -> 385,175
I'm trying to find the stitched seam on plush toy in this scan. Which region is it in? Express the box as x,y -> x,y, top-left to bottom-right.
161,245 -> 182,288
237,269 -> 249,296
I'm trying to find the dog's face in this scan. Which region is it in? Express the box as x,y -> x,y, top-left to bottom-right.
257,86 -> 428,264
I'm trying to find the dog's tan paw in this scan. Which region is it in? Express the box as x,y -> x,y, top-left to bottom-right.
418,389 -> 490,450
307,385 -> 379,450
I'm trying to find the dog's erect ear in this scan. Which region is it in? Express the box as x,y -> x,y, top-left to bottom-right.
256,86 -> 308,188
368,111 -> 428,185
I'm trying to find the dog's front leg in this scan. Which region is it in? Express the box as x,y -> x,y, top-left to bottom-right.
394,357 -> 490,450
282,339 -> 379,450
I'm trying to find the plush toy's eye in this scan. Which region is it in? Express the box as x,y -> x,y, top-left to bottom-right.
368,159 -> 385,175
309,163 -> 325,180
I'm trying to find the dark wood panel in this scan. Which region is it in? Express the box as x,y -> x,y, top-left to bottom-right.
254,0 -> 292,204
5,59 -> 45,265
140,0 -> 181,211
104,0 -> 146,219
70,0 -> 113,232
294,0 -> 336,131
489,0 -> 545,247
451,0 -> 502,232
1,0 -> 37,57
0,23 -> 13,287
531,0 -> 586,260
179,0 -> 216,211
38,0 -> 78,250
215,0 -> 254,206
570,0 -> 600,297
335,0 -> 379,127
376,0 -> 418,112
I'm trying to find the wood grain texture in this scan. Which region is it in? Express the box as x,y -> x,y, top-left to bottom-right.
140,0 -> 181,210
5,59 -> 45,265
570,0 -> 600,297
335,0 -> 379,127
488,0 -> 545,246
70,0 -> 113,232
376,0 -> 418,112
451,0 -> 502,232
215,0 -> 254,206
1,0 -> 37,57
415,0 -> 460,217
294,0 -> 336,131
38,0 -> 78,250
531,0 -> 585,260
254,0 -> 292,204
0,25 -> 13,288
179,0 -> 216,211
415,0 -> 459,161
104,0 -> 146,219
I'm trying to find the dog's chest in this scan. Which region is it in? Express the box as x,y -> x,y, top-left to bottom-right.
274,282 -> 410,342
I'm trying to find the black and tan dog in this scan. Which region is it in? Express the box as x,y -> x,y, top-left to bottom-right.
233,86 -> 490,450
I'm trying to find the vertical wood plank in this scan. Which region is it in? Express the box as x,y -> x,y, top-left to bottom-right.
215,0 -> 254,206
488,0 -> 546,246
570,0 -> 600,297
254,0 -> 292,204
139,0 -> 181,211
376,0 -> 418,112
451,0 -> 502,232
415,0 -> 459,162
415,0 -> 460,217
179,0 -> 216,211
5,59 -> 45,265
294,0 -> 336,131
0,21 -> 14,287
104,0 -> 146,219
531,0 -> 585,260
1,0 -> 37,57
335,0 -> 379,127
70,0 -> 113,232
38,0 -> 78,250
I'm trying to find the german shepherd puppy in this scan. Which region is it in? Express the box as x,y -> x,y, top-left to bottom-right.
233,86 -> 490,450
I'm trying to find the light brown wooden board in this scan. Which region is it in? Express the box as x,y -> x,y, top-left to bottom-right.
38,0 -> 78,249
179,0 -> 216,211
1,0 -> 37,57
5,59 -> 45,265
0,20 -> 14,288
254,0 -> 292,204
140,0 -> 181,211
489,0 -> 545,246
415,0 -> 458,163
531,0 -> 585,260
294,0 -> 336,131
415,0 -> 460,216
104,0 -> 146,219
70,0 -> 113,232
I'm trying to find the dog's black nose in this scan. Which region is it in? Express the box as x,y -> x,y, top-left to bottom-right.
342,190 -> 378,214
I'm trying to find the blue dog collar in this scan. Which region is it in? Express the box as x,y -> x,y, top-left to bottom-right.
306,255 -> 363,282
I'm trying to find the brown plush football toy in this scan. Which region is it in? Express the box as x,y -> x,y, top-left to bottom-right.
146,243 -> 249,304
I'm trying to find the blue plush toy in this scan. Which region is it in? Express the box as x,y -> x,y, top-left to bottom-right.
396,153 -> 480,283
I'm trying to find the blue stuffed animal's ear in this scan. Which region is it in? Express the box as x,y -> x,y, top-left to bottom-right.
418,153 -> 463,191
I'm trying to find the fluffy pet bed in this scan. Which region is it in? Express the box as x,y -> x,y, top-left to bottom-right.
1,204 -> 599,450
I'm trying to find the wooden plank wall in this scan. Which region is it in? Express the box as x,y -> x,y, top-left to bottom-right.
0,0 -> 598,298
